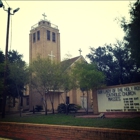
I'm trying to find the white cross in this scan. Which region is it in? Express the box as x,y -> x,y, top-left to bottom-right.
48,51 -> 55,61
79,48 -> 82,56
42,13 -> 47,20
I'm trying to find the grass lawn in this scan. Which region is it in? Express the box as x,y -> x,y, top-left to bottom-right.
0,114 -> 140,130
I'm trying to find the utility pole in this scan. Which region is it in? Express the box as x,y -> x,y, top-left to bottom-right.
1,8 -> 11,119
0,0 -> 19,118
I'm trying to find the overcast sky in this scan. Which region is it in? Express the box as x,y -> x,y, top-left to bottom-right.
0,1 -> 133,63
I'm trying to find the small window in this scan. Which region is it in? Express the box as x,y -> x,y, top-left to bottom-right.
37,31 -> 40,41
52,32 -> 56,42
33,33 -> 36,43
47,30 -> 50,40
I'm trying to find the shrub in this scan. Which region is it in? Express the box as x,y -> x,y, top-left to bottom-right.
35,105 -> 43,112
57,103 -> 80,114
75,104 -> 81,110
57,104 -> 66,113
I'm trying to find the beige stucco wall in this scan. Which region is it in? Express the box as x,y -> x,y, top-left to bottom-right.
29,88 -> 93,111
29,20 -> 61,111
29,88 -> 61,111
29,20 -> 60,63
60,89 -> 92,109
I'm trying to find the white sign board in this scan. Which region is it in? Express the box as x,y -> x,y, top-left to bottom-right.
97,85 -> 140,112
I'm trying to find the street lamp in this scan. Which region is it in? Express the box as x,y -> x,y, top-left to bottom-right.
13,8 -> 20,14
0,0 -> 20,118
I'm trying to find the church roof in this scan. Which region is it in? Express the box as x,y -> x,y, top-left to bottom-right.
61,55 -> 85,71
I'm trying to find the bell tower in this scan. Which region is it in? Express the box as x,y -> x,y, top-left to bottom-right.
29,13 -> 61,63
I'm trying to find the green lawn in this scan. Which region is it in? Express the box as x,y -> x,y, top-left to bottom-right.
0,114 -> 140,130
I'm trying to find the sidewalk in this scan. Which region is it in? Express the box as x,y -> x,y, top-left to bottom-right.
0,109 -> 94,117
2,109 -> 140,118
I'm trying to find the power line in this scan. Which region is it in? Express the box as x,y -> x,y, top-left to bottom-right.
3,0 -> 9,7
10,15 -> 12,51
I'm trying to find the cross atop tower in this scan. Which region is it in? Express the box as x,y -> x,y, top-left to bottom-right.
79,48 -> 82,56
42,13 -> 47,20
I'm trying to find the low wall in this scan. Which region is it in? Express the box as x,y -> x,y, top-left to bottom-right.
0,122 -> 140,140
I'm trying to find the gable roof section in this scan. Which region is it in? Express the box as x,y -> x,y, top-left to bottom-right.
61,55 -> 86,71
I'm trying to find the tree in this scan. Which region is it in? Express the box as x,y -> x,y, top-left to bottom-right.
8,50 -> 23,63
0,63 -> 4,96
72,61 -> 105,114
0,50 -> 4,63
1,50 -> 28,118
7,50 -> 27,98
63,52 -> 73,61
29,57 -> 63,115
60,58 -> 79,114
0,50 -> 4,97
121,0 -> 140,65
8,60 -> 29,116
48,62 -> 62,114
61,70 -> 76,115
0,50 -> 4,112
87,41 -> 140,86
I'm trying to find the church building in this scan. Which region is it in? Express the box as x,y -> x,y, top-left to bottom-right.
29,14 -> 92,112
29,15 -> 140,114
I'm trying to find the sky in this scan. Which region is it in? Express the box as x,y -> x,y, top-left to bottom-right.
0,1 -> 133,63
